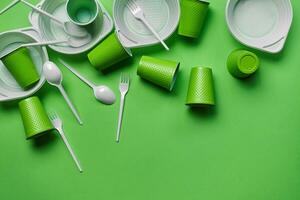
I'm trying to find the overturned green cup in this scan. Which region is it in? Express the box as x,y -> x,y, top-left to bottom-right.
1,47 -> 40,89
137,56 -> 180,91
227,49 -> 260,79
186,67 -> 215,106
88,32 -> 132,71
19,96 -> 54,140
178,0 -> 210,38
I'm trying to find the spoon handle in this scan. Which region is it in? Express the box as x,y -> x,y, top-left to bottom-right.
0,0 -> 20,15
59,60 -> 95,88
22,40 -> 68,48
58,85 -> 83,125
20,0 -> 63,25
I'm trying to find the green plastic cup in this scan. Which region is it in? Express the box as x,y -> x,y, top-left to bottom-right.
66,0 -> 101,26
88,33 -> 131,71
137,56 -> 180,91
227,50 -> 260,79
186,67 -> 215,106
19,96 -> 54,140
1,47 -> 40,89
178,0 -> 210,38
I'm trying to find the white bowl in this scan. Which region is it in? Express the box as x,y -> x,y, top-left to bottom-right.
0,28 -> 48,102
29,0 -> 114,55
113,0 -> 180,48
226,0 -> 293,53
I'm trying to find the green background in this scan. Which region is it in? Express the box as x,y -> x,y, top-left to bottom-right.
1,0 -> 300,199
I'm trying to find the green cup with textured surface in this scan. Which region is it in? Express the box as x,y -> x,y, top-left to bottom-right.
227,49 -> 260,79
19,96 -> 54,140
137,56 -> 180,91
66,0 -> 101,26
1,47 -> 40,89
178,0 -> 210,38
186,67 -> 215,106
88,33 -> 131,71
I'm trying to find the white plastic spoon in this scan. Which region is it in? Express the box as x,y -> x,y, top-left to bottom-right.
0,0 -> 90,39
59,60 -> 116,105
43,61 -> 83,125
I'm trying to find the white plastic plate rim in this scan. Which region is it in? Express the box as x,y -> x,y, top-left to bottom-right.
225,0 -> 293,54
0,27 -> 48,102
28,0 -> 114,55
113,0 -> 180,48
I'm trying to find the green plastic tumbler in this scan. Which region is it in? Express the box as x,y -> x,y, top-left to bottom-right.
178,0 -> 210,38
1,47 -> 40,89
186,67 -> 215,106
88,33 -> 131,71
19,96 -> 54,140
66,0 -> 101,26
137,56 -> 180,91
227,50 -> 260,79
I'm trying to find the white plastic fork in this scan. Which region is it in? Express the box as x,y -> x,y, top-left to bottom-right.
116,73 -> 130,143
127,0 -> 169,51
49,113 -> 83,173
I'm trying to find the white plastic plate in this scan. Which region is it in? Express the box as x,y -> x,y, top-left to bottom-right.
113,0 -> 180,48
29,0 -> 114,55
0,28 -> 48,102
226,0 -> 293,53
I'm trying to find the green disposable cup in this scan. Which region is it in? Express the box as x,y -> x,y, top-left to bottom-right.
137,56 -> 180,91
19,96 -> 54,140
1,47 -> 40,89
227,50 -> 260,79
178,0 -> 210,38
88,33 -> 131,71
186,67 -> 215,106
66,0 -> 101,26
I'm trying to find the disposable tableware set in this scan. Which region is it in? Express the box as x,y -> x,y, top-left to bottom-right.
0,0 -> 294,172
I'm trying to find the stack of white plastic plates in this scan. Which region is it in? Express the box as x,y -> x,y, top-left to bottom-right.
226,0 -> 293,53
0,28 -> 48,102
113,0 -> 180,48
29,0 -> 114,55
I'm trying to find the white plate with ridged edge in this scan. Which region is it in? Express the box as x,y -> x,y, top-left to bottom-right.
226,0 -> 293,53
113,0 -> 180,48
29,0 -> 114,55
0,28 -> 48,102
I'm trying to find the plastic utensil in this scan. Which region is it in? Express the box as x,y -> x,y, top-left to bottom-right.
127,0 -> 169,51
113,0 -> 180,49
49,113 -> 83,173
116,73 -> 130,143
226,0 -> 293,53
0,40 -> 67,59
43,61 -> 83,125
0,0 -> 90,39
59,59 -> 116,105
19,96 -> 54,139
